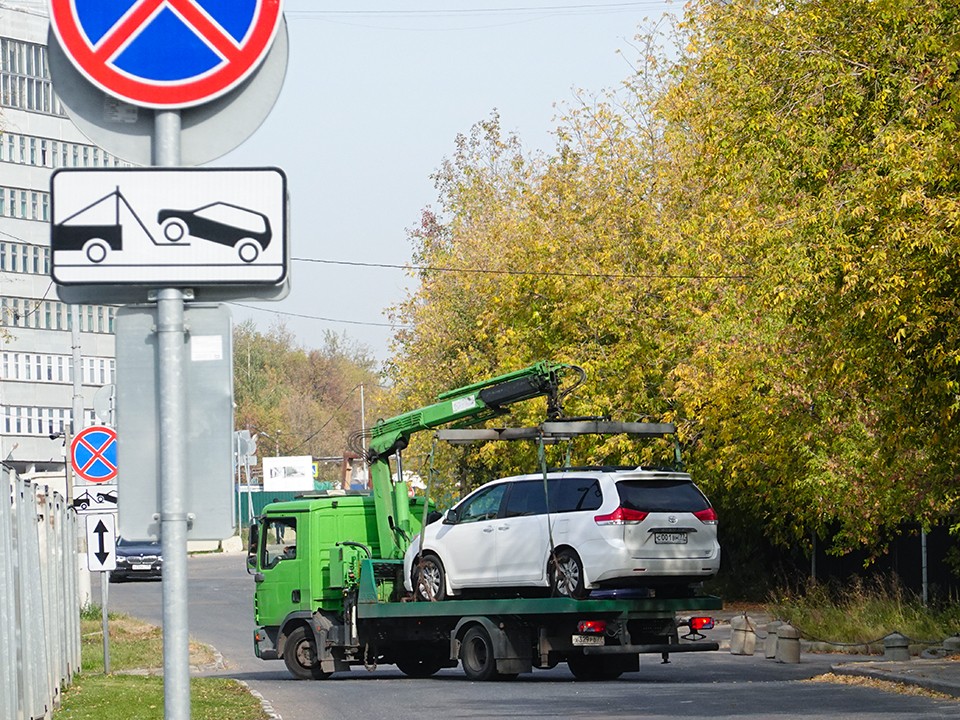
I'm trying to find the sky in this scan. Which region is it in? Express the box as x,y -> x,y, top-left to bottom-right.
217,1 -> 680,361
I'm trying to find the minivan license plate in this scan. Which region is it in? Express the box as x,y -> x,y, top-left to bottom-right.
654,532 -> 688,544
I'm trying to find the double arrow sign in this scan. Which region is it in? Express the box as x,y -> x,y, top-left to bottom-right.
86,514 -> 117,572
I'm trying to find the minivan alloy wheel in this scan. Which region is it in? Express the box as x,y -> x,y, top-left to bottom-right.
551,548 -> 587,599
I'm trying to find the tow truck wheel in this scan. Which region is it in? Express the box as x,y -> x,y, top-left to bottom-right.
283,626 -> 331,680
460,625 -> 498,681
413,554 -> 447,601
550,548 -> 588,599
83,239 -> 109,264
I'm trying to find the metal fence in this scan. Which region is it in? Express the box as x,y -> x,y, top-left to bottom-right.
1,466 -> 82,720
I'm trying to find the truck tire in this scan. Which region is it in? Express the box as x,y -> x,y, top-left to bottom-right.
283,626 -> 331,680
412,554 -> 447,601
460,625 -> 517,681
550,548 -> 588,599
567,653 -> 625,681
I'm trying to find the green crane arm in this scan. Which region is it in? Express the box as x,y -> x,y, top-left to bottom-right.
365,361 -> 578,559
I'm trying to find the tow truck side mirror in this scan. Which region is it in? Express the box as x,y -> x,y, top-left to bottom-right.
246,523 -> 260,574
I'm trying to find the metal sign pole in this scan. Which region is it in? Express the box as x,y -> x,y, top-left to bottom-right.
101,571 -> 110,674
154,109 -> 191,720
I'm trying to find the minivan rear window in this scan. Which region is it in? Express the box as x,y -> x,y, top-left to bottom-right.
616,480 -> 710,512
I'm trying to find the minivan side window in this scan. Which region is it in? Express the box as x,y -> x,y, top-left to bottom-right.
455,484 -> 509,523
503,480 -> 548,517
548,477 -> 603,513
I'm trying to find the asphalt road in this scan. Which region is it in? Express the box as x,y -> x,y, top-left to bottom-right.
95,553 -> 959,720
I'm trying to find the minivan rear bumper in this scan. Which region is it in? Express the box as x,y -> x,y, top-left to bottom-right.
580,541 -> 720,586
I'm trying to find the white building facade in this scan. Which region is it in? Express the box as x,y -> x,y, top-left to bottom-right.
1,1 -> 120,472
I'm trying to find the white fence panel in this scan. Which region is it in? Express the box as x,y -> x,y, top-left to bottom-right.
2,469 -> 18,720
1,466 -> 81,720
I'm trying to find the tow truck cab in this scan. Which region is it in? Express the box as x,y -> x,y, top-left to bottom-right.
250,493 -> 433,654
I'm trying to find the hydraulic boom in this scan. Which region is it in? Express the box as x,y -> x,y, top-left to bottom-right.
363,361 -> 580,559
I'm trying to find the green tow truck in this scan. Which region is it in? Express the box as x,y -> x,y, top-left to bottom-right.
249,362 -> 721,681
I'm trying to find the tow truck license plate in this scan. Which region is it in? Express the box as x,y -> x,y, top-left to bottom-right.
572,634 -> 605,647
654,532 -> 688,544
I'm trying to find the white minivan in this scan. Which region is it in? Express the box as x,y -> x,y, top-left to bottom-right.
403,466 -> 720,600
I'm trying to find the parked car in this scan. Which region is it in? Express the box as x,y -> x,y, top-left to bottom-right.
403,467 -> 720,600
157,201 -> 271,262
95,489 -> 117,505
110,537 -> 163,582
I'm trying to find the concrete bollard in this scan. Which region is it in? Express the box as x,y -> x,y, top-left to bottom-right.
883,632 -> 911,662
764,620 -> 783,659
729,615 -> 757,656
775,623 -> 801,663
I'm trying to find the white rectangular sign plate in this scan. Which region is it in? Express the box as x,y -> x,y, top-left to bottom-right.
51,167 -> 287,285
86,513 -> 117,572
263,455 -> 315,492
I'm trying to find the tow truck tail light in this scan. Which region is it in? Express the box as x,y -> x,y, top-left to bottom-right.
594,507 -> 648,525
693,507 -> 718,525
578,620 -> 607,634
689,617 -> 714,631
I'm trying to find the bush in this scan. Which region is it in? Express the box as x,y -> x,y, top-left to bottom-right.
768,575 -> 960,653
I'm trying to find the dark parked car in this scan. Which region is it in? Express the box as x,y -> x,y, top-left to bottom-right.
110,537 -> 162,582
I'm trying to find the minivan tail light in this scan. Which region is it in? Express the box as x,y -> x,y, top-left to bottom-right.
694,507 -> 718,524
594,507 -> 648,525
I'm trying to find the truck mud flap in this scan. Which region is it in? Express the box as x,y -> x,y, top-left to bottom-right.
583,642 -> 719,656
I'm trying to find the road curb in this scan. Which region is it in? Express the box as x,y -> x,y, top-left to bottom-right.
831,661 -> 960,699
235,680 -> 283,720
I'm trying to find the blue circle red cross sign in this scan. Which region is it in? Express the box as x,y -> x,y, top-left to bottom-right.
71,425 -> 118,484
49,0 -> 284,109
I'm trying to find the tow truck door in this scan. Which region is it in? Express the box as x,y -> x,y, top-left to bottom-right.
254,513 -> 305,628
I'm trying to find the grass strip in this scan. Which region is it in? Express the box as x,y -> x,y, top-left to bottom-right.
54,609 -> 269,719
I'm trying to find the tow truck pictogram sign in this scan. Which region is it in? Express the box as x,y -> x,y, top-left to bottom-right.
49,0 -> 285,109
50,167 -> 287,286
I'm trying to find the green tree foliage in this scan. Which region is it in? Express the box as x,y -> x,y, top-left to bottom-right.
659,0 -> 960,550
388,0 -> 960,557
233,320 -> 384,469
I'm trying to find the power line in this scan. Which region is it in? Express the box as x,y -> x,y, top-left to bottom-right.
229,302 -> 408,329
230,256 -> 747,331
286,2 -> 669,18
292,256 -> 750,281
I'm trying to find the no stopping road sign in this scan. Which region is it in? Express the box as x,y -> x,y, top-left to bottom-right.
71,425 -> 118,484
49,0 -> 284,108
